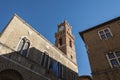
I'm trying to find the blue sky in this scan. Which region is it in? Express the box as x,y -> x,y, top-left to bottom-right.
1,0 -> 120,76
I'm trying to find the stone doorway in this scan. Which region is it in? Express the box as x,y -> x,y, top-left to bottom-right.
0,69 -> 23,80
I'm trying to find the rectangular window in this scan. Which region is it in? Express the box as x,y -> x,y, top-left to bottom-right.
72,73 -> 76,80
59,63 -> 64,78
40,53 -> 50,69
98,28 -> 112,40
107,51 -> 120,68
116,51 -> 120,57
40,53 -> 45,66
111,59 -> 119,67
43,55 -> 49,68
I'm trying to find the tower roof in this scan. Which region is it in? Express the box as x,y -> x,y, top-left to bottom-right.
58,20 -> 72,28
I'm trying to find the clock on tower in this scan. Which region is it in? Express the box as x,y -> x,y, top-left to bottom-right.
59,26 -> 65,31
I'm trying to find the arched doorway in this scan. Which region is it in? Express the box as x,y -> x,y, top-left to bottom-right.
0,69 -> 23,80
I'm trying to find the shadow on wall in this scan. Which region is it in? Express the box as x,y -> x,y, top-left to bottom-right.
0,42 -> 78,80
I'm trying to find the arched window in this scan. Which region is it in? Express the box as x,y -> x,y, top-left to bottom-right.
69,39 -> 72,48
17,37 -> 30,56
17,39 -> 25,52
22,42 -> 30,56
59,38 -> 62,46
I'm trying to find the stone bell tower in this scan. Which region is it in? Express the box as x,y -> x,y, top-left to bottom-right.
55,20 -> 77,63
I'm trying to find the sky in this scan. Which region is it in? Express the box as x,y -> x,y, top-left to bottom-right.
1,0 -> 120,76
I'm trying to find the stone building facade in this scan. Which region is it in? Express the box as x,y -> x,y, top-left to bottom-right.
0,14 -> 78,80
80,17 -> 120,80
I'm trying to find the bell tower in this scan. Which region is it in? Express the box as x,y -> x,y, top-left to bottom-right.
55,20 -> 77,63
